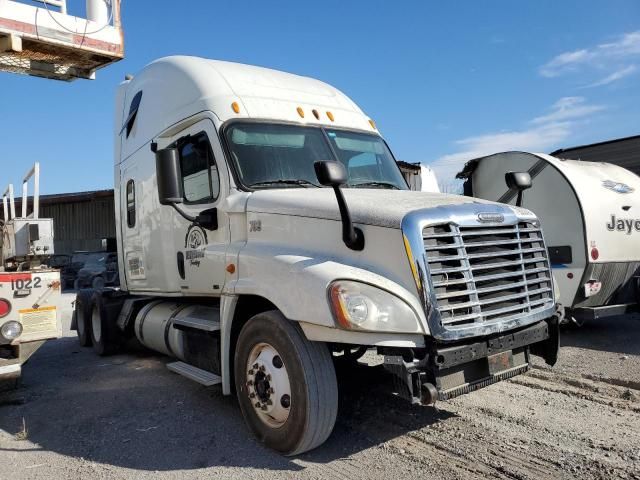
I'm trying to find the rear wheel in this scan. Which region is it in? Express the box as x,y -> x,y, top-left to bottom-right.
89,292 -> 119,356
75,289 -> 93,347
234,310 -> 338,456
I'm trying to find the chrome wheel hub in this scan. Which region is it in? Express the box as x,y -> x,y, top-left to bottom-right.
246,343 -> 291,427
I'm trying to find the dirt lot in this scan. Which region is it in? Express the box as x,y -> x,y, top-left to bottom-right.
1,300 -> 639,480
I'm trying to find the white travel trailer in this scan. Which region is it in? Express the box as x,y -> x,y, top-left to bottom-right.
73,57 -> 560,455
398,162 -> 440,192
458,151 -> 640,324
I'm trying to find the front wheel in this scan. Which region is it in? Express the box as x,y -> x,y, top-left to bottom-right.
234,311 -> 338,455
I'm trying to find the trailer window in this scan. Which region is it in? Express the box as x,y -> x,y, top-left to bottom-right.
126,180 -> 136,228
179,133 -> 220,203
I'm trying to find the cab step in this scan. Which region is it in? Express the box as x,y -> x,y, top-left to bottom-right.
166,361 -> 221,386
172,316 -> 220,332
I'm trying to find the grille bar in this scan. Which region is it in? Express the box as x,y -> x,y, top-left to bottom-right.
436,277 -> 551,300
424,222 -> 553,330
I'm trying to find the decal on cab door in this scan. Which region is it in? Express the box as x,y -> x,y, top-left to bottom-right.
184,224 -> 208,267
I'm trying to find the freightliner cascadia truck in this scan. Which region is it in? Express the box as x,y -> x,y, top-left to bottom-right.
73,56 -> 560,455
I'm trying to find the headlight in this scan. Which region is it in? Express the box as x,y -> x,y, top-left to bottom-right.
328,281 -> 423,333
1,321 -> 23,341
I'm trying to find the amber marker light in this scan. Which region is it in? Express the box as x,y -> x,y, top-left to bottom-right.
403,234 -> 422,291
226,264 -> 236,274
231,102 -> 240,113
326,111 -> 335,122
329,284 -> 352,329
297,106 -> 305,118
368,119 -> 377,130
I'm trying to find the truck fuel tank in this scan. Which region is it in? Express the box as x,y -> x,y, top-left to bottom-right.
134,301 -> 221,374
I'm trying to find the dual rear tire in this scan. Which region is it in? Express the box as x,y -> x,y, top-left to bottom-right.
74,290 -> 119,356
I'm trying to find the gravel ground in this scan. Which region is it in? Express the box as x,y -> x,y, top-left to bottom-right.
1,296 -> 638,480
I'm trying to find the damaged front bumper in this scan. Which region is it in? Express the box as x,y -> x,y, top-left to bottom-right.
383,317 -> 559,405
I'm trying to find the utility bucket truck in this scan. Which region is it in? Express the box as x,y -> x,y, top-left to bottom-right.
0,0 -> 124,81
457,151 -> 640,324
1,163 -> 63,388
74,57 -> 560,455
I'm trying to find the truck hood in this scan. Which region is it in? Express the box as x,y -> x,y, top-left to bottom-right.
245,189 -> 495,228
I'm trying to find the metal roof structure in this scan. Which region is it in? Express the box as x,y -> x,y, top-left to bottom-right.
550,134 -> 640,176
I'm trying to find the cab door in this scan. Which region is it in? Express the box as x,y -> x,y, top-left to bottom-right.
166,119 -> 229,295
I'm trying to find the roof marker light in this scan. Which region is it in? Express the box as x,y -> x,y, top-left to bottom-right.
327,111 -> 334,122
312,109 -> 320,120
231,102 -> 240,114
368,119 -> 377,130
297,107 -> 305,118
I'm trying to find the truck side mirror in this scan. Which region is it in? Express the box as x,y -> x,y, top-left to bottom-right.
155,148 -> 184,205
154,147 -> 218,231
314,161 -> 364,251
505,171 -> 532,207
315,160 -> 348,186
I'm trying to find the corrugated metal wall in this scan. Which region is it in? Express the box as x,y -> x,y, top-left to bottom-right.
13,191 -> 117,255
42,194 -> 116,254
552,136 -> 640,176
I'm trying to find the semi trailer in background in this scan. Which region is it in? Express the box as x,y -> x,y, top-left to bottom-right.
457,151 -> 640,325
0,163 -> 63,388
72,56 -> 560,455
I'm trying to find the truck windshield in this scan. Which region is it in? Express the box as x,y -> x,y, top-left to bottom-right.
225,123 -> 408,190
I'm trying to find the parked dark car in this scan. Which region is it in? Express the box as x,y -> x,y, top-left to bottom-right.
74,252 -> 119,290
43,254 -> 80,290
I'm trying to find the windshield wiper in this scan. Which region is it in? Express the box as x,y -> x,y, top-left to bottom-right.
249,179 -> 320,188
350,181 -> 400,190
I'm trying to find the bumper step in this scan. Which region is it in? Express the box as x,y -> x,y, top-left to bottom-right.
438,363 -> 530,400
167,361 -> 221,386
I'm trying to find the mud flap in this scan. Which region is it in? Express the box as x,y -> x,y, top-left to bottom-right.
530,315 -> 560,367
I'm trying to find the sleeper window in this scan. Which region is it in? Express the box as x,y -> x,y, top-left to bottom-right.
179,133 -> 220,203
126,180 -> 136,228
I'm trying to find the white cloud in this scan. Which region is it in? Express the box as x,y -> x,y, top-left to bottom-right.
428,97 -> 605,185
540,49 -> 592,77
584,64 -> 637,88
530,96 -> 605,124
540,31 -> 640,76
539,31 -> 640,86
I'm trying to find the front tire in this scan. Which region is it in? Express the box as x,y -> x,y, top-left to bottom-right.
234,311 -> 338,455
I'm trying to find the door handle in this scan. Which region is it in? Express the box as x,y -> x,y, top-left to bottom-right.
177,252 -> 185,279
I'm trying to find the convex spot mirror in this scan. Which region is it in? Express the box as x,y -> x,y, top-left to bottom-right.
314,160 -> 347,187
155,148 -> 184,205
505,171 -> 532,192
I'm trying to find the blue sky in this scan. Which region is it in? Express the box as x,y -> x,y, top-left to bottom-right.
2,1 -> 639,194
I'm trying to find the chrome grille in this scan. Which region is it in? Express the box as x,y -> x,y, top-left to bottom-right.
423,222 -> 553,330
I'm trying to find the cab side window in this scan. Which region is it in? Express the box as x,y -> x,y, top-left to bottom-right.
179,133 -> 220,204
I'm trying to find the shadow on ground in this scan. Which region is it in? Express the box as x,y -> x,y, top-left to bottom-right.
561,313 -> 640,356
0,337 -> 452,472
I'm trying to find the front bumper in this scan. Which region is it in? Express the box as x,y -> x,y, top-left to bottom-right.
383,317 -> 559,404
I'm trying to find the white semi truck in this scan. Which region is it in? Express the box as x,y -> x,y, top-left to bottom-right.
74,56 -> 560,455
457,151 -> 640,324
1,163 -> 63,388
